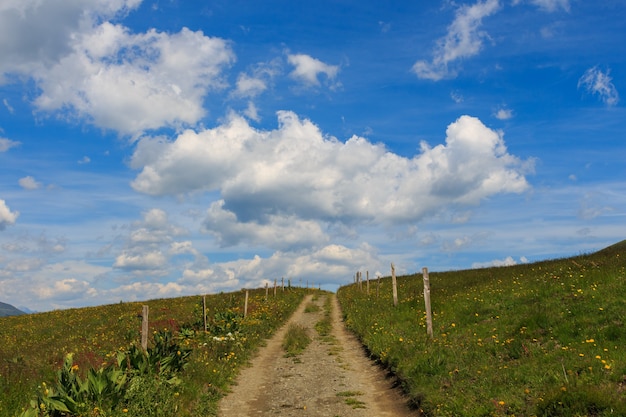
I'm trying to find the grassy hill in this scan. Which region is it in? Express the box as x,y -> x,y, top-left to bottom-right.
0,301 -> 25,317
0,287 -> 308,417
338,241 -> 626,416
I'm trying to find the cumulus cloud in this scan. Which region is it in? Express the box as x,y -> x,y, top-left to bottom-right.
412,0 -> 500,80
0,199 -> 19,230
0,137 -> 20,152
0,2 -> 234,135
0,0 -> 141,80
113,208 -> 191,274
203,200 -> 330,249
131,112 -> 531,249
578,66 -> 619,107
18,176 -> 42,190
287,53 -> 339,87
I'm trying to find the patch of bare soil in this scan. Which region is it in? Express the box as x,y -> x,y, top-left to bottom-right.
218,293 -> 418,417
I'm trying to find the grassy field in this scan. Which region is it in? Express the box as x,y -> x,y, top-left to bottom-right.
338,241 -> 626,416
0,287 -> 308,417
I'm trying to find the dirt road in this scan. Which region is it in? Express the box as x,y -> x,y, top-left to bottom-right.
218,293 -> 418,416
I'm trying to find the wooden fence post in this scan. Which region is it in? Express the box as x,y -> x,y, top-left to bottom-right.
265,282 -> 269,300
202,295 -> 207,333
391,263 -> 398,307
274,279 -> 277,296
366,271 -> 370,295
282,277 -> 285,291
141,305 -> 149,351
423,267 -> 433,338
244,289 -> 249,318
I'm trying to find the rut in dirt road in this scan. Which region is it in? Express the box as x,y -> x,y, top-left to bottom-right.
218,293 -> 418,417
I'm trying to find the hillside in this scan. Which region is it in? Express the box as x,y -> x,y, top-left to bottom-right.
0,301 -> 25,317
338,240 -> 626,416
0,288 -> 309,417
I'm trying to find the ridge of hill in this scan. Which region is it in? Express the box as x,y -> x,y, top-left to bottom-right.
0,301 -> 25,317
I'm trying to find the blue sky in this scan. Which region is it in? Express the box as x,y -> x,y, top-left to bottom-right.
1,0 -> 624,311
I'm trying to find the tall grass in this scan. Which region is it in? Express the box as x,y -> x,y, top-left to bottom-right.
0,288 -> 309,416
338,241 -> 626,416
282,324 -> 311,357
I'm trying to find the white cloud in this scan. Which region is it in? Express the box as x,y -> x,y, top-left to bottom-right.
1,2 -> 234,135
131,111 -> 531,249
0,137 -> 20,152
578,66 -> 619,107
232,59 -> 281,98
18,175 -> 42,190
412,0 -> 500,81
235,73 -> 267,98
287,53 -> 339,87
3,98 -> 14,113
494,108 -> 513,120
203,200 -> 329,250
472,255 -> 525,268
0,0 -> 141,80
113,251 -> 167,271
34,24 -> 234,135
36,278 -> 94,300
450,90 -> 464,103
243,101 -> 260,122
113,208 -> 191,274
0,199 -> 19,230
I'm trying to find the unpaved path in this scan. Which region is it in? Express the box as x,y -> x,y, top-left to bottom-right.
218,293 -> 418,417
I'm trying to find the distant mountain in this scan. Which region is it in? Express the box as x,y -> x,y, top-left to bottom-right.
0,301 -> 26,317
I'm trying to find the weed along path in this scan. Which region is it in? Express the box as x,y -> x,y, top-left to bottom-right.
218,293 -> 417,417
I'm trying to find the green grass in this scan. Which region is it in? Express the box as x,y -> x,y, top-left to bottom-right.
314,296 -> 333,339
338,240 -> 626,416
282,323 -> 312,357
304,302 -> 321,313
337,391 -> 366,409
0,288 -> 309,417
